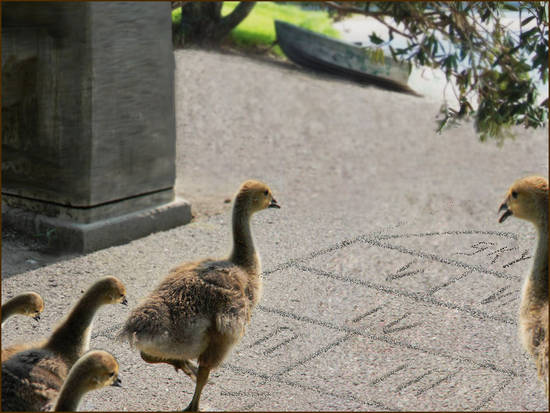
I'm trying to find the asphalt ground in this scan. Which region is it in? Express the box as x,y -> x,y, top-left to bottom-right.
2,48 -> 548,411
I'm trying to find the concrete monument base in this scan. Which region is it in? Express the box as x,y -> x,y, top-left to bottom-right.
2,193 -> 192,253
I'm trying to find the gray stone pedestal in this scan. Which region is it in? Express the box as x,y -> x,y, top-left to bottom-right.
2,2 -> 191,253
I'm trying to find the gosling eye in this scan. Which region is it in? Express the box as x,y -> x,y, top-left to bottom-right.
264,190 -> 269,196
109,372 -> 115,377
512,191 -> 518,199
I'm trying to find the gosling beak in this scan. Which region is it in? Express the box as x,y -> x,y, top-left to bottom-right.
268,198 -> 281,209
111,376 -> 122,387
498,202 -> 513,223
33,314 -> 41,321
121,296 -> 128,306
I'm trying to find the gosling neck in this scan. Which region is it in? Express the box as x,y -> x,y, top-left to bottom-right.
45,287 -> 104,363
522,213 -> 549,310
54,374 -> 87,412
531,214 -> 548,296
1,297 -> 23,324
229,201 -> 259,272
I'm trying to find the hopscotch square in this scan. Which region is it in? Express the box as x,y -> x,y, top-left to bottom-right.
306,241 -> 470,295
431,271 -> 520,321
232,309 -> 348,377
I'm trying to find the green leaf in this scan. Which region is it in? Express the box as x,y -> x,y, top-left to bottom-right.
369,32 -> 384,45
520,15 -> 536,26
502,3 -> 519,12
520,27 -> 538,42
432,39 -> 438,55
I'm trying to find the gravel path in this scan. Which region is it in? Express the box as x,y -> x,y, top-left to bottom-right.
2,48 -> 548,411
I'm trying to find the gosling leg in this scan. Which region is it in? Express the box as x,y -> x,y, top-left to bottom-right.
173,360 -> 199,381
140,351 -> 198,382
183,364 -> 210,411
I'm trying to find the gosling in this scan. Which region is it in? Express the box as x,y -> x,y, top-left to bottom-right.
2,292 -> 44,324
120,180 -> 280,411
2,292 -> 45,361
499,175 -> 548,395
1,276 -> 127,411
53,350 -> 122,411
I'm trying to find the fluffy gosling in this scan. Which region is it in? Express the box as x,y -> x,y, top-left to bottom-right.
120,180 -> 280,411
1,292 -> 44,325
53,350 -> 121,411
499,175 -> 548,395
2,292 -> 45,361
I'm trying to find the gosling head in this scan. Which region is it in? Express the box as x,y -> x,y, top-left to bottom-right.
235,180 -> 280,213
498,176 -> 548,226
93,276 -> 128,306
76,350 -> 121,391
55,350 -> 121,411
12,292 -> 44,321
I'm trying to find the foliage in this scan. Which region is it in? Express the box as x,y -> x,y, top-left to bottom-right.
173,2 -> 339,56
324,1 -> 548,143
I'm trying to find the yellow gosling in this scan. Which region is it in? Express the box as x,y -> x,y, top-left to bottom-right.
53,350 -> 121,411
1,292 -> 44,325
499,175 -> 548,395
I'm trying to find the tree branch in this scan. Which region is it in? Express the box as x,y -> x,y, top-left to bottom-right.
213,1 -> 256,40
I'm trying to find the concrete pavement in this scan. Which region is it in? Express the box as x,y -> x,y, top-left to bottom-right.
2,48 -> 548,411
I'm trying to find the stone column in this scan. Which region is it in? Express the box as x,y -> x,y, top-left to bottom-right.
2,2 -> 191,252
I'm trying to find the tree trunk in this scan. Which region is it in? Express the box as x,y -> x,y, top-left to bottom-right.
179,1 -> 256,45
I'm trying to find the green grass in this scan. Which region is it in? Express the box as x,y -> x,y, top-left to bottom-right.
172,2 -> 339,56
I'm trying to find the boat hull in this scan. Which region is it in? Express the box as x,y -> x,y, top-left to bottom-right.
275,20 -> 418,95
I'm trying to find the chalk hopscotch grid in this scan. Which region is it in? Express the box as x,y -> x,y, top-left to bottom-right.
236,228 -> 529,410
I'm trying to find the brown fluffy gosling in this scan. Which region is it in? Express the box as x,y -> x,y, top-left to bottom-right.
53,350 -> 122,411
120,180 -> 280,411
1,276 -> 127,411
499,175 -> 548,395
2,292 -> 44,325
